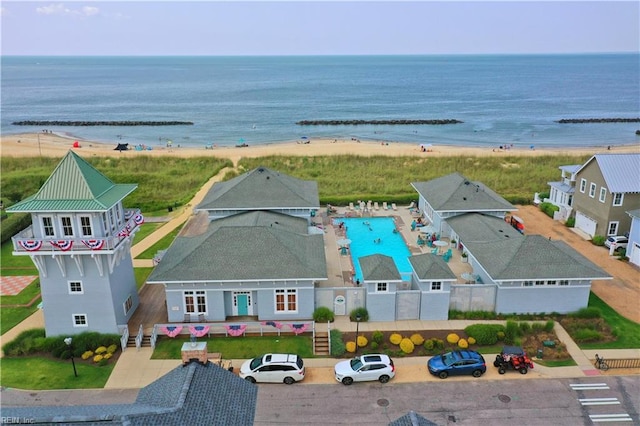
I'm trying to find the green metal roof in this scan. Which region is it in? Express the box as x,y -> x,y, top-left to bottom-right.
7,151 -> 137,213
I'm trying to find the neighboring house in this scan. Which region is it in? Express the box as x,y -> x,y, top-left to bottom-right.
146,167 -> 327,322
546,164 -> 581,221
7,151 -> 141,336
625,209 -> 640,267
571,153 -> 640,238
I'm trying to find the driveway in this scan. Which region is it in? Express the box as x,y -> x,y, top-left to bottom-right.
516,205 -> 640,323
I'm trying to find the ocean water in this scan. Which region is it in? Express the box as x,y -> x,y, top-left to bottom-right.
1,54 -> 639,149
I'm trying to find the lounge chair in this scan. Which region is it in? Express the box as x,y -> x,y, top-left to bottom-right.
431,247 -> 438,255
408,201 -> 415,210
349,202 -> 355,211
374,202 -> 379,211
367,200 -> 373,211
382,202 -> 388,210
392,203 -> 397,210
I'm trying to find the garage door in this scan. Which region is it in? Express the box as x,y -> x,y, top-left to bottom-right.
575,212 -> 597,237
630,243 -> 640,267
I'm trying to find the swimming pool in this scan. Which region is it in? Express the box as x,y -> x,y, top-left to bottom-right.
338,217 -> 412,282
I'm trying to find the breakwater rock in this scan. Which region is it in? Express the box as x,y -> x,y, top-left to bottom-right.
555,118 -> 640,124
296,119 -> 462,126
11,120 -> 194,126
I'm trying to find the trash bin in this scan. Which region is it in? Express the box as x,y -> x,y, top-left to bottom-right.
168,206 -> 173,212
537,349 -> 543,359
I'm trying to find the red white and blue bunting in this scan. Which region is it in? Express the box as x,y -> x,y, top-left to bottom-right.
82,239 -> 105,250
289,323 -> 309,335
225,324 -> 247,337
134,214 -> 144,225
50,240 -> 73,251
189,325 -> 210,337
19,240 -> 43,251
161,325 -> 183,338
261,320 -> 283,329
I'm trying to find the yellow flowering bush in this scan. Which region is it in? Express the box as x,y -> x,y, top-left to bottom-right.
345,341 -> 357,353
410,334 -> 425,346
389,333 -> 403,345
467,337 -> 476,345
103,353 -> 113,360
399,338 -> 415,354
457,338 -> 469,349
81,351 -> 94,360
93,354 -> 104,363
446,333 -> 460,344
357,335 -> 368,347
107,344 -> 118,354
95,346 -> 107,355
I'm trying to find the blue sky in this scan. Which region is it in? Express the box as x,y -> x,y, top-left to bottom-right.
1,1 -> 638,55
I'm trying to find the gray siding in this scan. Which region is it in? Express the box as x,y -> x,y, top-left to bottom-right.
449,284 -> 497,312
366,293 -> 396,321
494,285 -> 591,314
420,292 -> 450,320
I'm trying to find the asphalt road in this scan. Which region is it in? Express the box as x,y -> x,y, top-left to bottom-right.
253,376 -> 640,425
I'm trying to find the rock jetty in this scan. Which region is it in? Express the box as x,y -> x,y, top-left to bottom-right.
11,120 -> 194,126
555,118 -> 640,124
296,119 -> 462,126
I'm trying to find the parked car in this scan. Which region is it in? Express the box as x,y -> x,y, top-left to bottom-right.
493,346 -> 534,375
427,350 -> 486,379
239,353 -> 305,384
604,236 -> 628,250
334,354 -> 395,385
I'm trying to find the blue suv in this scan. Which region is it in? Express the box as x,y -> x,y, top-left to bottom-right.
427,350 -> 486,379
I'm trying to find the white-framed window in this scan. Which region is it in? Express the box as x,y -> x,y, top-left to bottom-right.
116,206 -> 122,226
73,314 -> 88,327
523,281 -> 533,287
124,295 -> 134,315
42,217 -> 55,237
68,281 -> 83,294
275,289 -> 297,313
376,282 -> 388,292
431,281 -> 442,291
102,213 -> 109,236
61,216 -> 74,236
233,291 -> 252,307
547,280 -> 557,286
80,216 -> 92,236
589,183 -> 596,198
607,222 -> 619,236
599,187 -> 607,203
559,280 -> 569,286
612,193 -> 624,206
580,178 -> 587,193
109,209 -> 117,232
184,290 -> 206,314
535,280 -> 545,286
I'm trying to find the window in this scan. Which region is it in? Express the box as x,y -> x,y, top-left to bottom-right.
559,280 -> 569,286
580,179 -> 587,193
69,281 -> 83,294
61,216 -> 73,236
612,193 -> 624,206
102,213 -> 109,236
116,207 -> 122,225
547,280 -> 557,286
124,295 -> 133,315
599,187 -> 607,203
80,216 -> 92,236
184,290 -> 206,314
431,282 -> 442,291
535,280 -> 545,286
523,281 -> 533,287
73,314 -> 88,327
607,222 -> 619,236
275,289 -> 297,313
109,209 -> 116,231
376,282 -> 388,292
589,183 -> 596,198
42,217 -> 55,236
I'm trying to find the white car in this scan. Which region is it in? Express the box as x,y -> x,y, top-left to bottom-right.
334,354 -> 395,385
604,236 -> 628,250
239,353 -> 305,384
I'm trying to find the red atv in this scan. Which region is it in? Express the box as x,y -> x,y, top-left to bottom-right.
493,346 -> 535,375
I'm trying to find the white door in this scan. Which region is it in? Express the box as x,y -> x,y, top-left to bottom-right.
575,212 -> 597,237
630,243 -> 640,267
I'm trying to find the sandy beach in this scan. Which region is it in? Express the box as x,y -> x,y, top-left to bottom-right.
1,132 -> 638,163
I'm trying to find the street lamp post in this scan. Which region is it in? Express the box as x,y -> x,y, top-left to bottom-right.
354,314 -> 362,354
64,337 -> 78,377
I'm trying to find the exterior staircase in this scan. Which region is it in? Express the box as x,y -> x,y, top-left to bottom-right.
127,334 -> 152,348
314,331 -> 330,356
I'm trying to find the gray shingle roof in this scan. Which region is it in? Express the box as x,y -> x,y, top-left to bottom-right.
627,209 -> 640,219
359,254 -> 402,281
7,150 -> 136,213
389,411 -> 439,426
446,213 -> 523,243
577,153 -> 640,193
148,211 -> 327,282
411,172 -> 515,212
197,166 -> 319,210
408,253 -> 457,281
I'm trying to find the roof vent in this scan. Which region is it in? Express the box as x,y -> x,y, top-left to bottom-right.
258,167 -> 265,173
464,181 -> 470,185
463,197 -> 467,201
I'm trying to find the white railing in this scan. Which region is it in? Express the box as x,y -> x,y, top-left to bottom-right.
153,320 -> 314,339
120,326 -> 129,352
327,321 -> 332,356
135,323 -> 143,351
150,324 -> 158,349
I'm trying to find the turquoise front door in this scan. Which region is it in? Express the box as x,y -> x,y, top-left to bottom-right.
236,294 -> 249,316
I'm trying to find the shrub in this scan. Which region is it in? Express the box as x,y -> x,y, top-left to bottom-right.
371,342 -> 379,350
410,334 -> 425,346
81,351 -> 94,360
464,324 -> 506,345
565,217 -> 575,227
399,338 -> 415,354
570,307 -> 601,319
345,341 -> 356,353
497,331 -> 505,341
107,344 -> 118,354
103,352 -> 113,360
357,335 -> 368,348
95,346 -> 107,355
505,320 -> 521,344
446,333 -> 460,344
544,320 -> 555,333
330,329 -> 346,356
93,354 -> 104,363
591,235 -> 606,246
432,338 -> 445,350
389,333 -> 403,345
540,202 -> 559,218
572,329 -> 604,342
531,322 -> 544,332
349,307 -> 369,322
519,322 -> 531,334
371,330 -> 384,344
313,306 -> 335,322
457,339 -> 468,349
423,339 -> 434,351
467,337 -> 476,345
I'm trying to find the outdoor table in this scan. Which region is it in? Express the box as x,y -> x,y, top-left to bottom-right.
181,341 -> 208,365
433,240 -> 448,254
461,272 -> 476,283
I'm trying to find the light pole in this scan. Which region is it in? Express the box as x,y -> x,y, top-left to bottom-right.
64,337 -> 78,377
354,314 -> 362,354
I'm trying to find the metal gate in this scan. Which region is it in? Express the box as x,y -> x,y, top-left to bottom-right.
395,290 -> 421,320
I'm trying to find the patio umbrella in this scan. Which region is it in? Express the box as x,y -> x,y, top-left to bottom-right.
337,238 -> 352,246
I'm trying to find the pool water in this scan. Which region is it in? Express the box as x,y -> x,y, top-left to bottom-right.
339,217 -> 412,282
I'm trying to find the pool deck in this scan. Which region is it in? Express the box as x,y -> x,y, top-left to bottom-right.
321,203 -> 473,288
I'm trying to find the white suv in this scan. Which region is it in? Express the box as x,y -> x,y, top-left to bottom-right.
239,353 -> 305,384
334,354 -> 395,385
605,236 -> 628,250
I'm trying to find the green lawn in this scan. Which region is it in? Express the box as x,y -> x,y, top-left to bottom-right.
136,227 -> 182,259
0,357 -> 115,390
580,292 -> 640,349
134,268 -> 154,290
151,335 -> 314,360
0,280 -> 41,335
132,222 -> 163,245
1,241 -> 38,274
